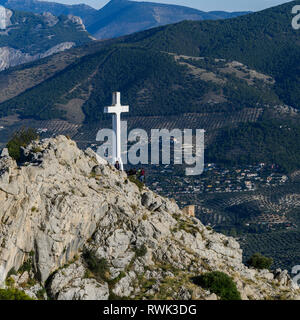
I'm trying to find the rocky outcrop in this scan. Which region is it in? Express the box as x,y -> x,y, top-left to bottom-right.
67,14 -> 86,30
0,6 -> 91,71
0,42 -> 76,71
0,6 -> 12,30
39,42 -> 75,59
0,135 -> 299,300
0,47 -> 34,70
42,12 -> 58,27
49,259 -> 109,300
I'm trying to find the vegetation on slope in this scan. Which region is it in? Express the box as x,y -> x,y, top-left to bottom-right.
193,271 -> 241,300
0,45 -> 281,120
206,117 -> 300,173
0,288 -> 33,300
7,127 -> 38,161
121,1 -> 300,110
247,253 -> 273,270
241,229 -> 300,271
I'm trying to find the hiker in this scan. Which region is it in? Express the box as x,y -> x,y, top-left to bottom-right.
139,168 -> 145,183
114,161 -> 120,170
137,168 -> 142,179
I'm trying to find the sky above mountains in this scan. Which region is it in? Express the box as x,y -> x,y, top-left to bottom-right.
39,0 -> 292,11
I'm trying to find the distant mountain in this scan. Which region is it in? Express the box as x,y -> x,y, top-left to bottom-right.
0,0 -> 250,39
87,0 -> 250,39
0,0 -> 98,26
0,5 -> 92,71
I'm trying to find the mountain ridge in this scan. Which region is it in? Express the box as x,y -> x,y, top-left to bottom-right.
0,0 -> 251,39
87,0 -> 250,39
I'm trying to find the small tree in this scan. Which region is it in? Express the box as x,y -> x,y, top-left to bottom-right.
0,288 -> 33,300
7,128 -> 39,161
193,271 -> 241,300
247,252 -> 273,270
82,249 -> 109,282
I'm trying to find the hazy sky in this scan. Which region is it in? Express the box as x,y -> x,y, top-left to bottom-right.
40,0 -> 293,12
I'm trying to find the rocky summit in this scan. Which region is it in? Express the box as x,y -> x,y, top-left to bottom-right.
0,135 -> 299,300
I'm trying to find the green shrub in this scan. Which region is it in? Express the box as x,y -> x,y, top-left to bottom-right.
133,244 -> 147,257
18,256 -> 33,274
0,288 -> 33,300
6,268 -> 17,278
108,271 -> 126,287
7,128 -> 38,161
193,271 -> 241,300
83,250 -> 109,281
5,276 -> 15,287
247,253 -> 273,270
36,288 -> 46,300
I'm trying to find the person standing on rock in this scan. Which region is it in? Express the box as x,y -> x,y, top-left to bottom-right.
139,168 -> 145,183
114,161 -> 120,170
137,168 -> 141,179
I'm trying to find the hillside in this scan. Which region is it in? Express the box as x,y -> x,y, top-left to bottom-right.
0,0 -> 250,39
0,5 -> 92,70
0,46 -> 281,121
121,0 -> 300,110
0,135 -> 299,300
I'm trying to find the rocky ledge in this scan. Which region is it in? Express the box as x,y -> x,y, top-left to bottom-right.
0,135 -> 299,300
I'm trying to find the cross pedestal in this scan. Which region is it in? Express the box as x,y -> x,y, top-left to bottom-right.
104,92 -> 129,170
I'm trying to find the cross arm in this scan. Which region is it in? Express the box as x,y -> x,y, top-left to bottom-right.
104,106 -> 129,114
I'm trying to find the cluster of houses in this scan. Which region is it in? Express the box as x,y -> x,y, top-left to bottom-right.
148,163 -> 289,196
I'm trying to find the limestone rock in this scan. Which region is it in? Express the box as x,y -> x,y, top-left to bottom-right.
0,6 -> 12,30
0,135 -> 299,300
112,271 -> 136,298
42,12 -> 58,27
0,148 -> 8,157
57,279 -> 109,300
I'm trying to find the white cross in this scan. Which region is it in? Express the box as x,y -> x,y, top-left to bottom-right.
104,92 -> 129,170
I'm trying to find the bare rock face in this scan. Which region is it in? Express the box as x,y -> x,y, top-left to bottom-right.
67,14 -> 86,30
0,6 -> 12,30
0,7 -> 88,71
42,12 -> 59,27
0,42 -> 76,71
0,135 -> 299,300
49,259 -> 109,300
39,42 -> 75,59
0,136 -> 110,283
0,47 -> 34,71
